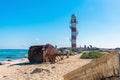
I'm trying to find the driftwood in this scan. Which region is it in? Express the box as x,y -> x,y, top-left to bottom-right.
64,50 -> 119,80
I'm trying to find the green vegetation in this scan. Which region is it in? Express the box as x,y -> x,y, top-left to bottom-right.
80,50 -> 106,59
71,48 -> 77,52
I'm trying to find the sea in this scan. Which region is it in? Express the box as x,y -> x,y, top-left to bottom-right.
0,49 -> 28,61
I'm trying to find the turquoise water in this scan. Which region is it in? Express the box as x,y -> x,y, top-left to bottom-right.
0,49 -> 28,61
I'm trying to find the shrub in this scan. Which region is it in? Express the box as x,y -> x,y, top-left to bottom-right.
80,50 -> 106,59
71,48 -> 77,52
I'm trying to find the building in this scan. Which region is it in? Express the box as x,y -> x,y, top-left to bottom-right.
70,14 -> 78,48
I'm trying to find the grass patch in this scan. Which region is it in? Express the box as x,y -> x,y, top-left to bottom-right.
80,50 -> 106,59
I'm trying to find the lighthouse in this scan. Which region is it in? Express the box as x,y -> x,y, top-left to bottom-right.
70,14 -> 78,48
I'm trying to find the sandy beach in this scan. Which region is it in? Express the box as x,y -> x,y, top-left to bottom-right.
0,54 -> 92,80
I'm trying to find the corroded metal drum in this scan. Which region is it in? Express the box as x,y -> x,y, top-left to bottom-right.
28,44 -> 57,63
28,45 -> 44,63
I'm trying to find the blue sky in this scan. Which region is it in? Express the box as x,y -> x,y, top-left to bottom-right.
0,0 -> 120,49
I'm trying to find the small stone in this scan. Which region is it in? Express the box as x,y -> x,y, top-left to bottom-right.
3,76 -> 7,78
52,66 -> 55,69
30,68 -> 50,74
7,59 -> 12,61
24,72 -> 27,74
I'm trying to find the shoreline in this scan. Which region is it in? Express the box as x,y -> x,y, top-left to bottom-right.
0,54 -> 92,80
0,58 -> 29,66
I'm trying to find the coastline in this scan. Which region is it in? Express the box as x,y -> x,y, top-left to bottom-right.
0,54 -> 92,80
0,58 -> 29,66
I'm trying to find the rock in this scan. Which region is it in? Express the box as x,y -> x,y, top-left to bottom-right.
30,68 -> 50,74
24,72 -> 27,74
7,59 -> 12,61
52,66 -> 55,69
3,76 -> 7,78
0,63 -> 3,65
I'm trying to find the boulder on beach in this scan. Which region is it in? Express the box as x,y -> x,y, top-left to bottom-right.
0,62 -> 3,65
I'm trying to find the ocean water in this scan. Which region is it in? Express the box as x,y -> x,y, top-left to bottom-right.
0,49 -> 28,61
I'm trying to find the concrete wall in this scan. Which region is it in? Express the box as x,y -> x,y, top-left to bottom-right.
64,51 -> 119,80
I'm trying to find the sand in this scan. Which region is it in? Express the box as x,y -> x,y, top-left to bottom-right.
0,54 -> 92,80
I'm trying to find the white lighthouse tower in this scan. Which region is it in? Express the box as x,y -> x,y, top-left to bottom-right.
70,14 -> 78,48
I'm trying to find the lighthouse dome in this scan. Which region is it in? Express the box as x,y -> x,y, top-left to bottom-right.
72,14 -> 76,19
